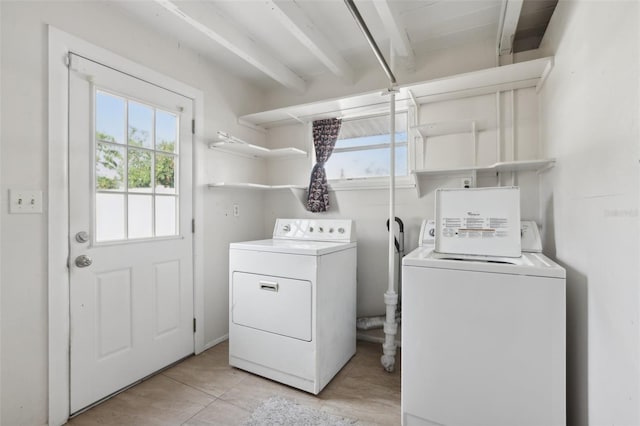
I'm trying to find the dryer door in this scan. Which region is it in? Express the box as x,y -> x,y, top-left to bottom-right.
232,272 -> 312,341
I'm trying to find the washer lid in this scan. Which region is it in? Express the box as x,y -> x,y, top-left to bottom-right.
230,239 -> 357,256
402,248 -> 565,279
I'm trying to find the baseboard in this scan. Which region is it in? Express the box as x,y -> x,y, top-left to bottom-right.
203,334 -> 229,351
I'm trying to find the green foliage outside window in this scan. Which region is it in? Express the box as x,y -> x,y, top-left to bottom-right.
96,129 -> 175,191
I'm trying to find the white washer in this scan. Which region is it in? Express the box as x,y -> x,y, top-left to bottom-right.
401,223 -> 566,426
229,218 -> 357,394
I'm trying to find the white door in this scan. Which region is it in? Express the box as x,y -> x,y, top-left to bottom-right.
68,54 -> 194,413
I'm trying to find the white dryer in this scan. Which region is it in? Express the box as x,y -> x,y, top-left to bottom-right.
401,222 -> 566,426
229,218 -> 357,394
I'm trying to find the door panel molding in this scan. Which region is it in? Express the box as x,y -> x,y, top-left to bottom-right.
48,26 -> 205,426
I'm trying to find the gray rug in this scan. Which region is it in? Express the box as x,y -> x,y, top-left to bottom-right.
244,396 -> 357,426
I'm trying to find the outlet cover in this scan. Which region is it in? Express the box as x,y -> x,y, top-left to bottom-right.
461,176 -> 475,189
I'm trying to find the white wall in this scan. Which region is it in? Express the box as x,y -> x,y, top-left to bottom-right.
0,1 -> 263,424
264,87 -> 543,317
538,1 -> 640,425
0,2 -> 3,422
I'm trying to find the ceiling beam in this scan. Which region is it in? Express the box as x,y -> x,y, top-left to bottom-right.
497,0 -> 524,56
372,0 -> 415,70
154,0 -> 306,92
266,0 -> 354,83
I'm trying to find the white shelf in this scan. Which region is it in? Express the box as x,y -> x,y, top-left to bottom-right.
208,182 -> 308,206
239,57 -> 553,129
208,132 -> 307,159
492,159 -> 556,173
413,120 -> 481,138
208,182 -> 306,190
411,159 -> 555,197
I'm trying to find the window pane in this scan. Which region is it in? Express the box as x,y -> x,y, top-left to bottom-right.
326,145 -> 407,179
96,193 -> 125,242
128,195 -> 153,239
156,110 -> 177,153
96,143 -> 125,191
96,91 -> 125,144
328,112 -> 408,179
155,196 -> 177,237
155,153 -> 176,194
128,101 -> 153,149
128,148 -> 152,193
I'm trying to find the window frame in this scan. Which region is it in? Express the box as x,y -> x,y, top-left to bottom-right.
316,108 -> 416,190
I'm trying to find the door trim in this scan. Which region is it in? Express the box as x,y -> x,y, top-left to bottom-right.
48,26 -> 205,426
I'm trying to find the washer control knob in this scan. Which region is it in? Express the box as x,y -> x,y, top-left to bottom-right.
338,227 -> 345,234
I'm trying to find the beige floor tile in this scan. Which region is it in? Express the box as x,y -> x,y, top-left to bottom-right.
68,339 -> 402,426
67,375 -> 215,426
319,376 -> 401,425
162,353 -> 250,397
183,399 -> 251,426
343,360 -> 401,391
219,373 -> 324,412
199,340 -> 231,365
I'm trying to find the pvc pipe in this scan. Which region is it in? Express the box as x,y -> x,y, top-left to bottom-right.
356,312 -> 401,331
511,89 -> 517,186
381,91 -> 398,373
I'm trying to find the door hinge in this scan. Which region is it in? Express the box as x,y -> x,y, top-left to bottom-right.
192,219 -> 195,233
64,53 -> 71,68
191,119 -> 195,135
193,318 -> 197,333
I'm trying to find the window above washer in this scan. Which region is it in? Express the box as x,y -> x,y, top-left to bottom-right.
325,112 -> 409,182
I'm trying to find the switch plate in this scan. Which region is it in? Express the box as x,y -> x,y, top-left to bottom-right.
9,189 -> 43,214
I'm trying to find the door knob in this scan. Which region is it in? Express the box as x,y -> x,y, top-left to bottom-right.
75,255 -> 93,268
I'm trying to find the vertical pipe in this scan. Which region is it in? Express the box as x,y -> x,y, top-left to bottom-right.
496,91 -> 502,186
511,89 -> 517,186
381,91 -> 398,373
472,120 -> 478,167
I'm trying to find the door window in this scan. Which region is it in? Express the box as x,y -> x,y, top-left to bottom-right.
95,90 -> 179,242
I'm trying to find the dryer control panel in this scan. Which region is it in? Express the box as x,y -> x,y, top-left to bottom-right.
273,218 -> 356,242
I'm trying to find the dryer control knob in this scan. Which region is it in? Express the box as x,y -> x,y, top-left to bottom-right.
309,227 -> 314,232
338,227 -> 345,234
283,224 -> 291,232
318,227 -> 324,233
329,228 -> 334,233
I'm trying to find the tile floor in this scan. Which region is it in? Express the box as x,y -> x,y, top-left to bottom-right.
67,340 -> 401,426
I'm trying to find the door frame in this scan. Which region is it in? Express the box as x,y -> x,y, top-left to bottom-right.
48,26 -> 205,426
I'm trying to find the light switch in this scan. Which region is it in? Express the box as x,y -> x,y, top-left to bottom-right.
9,189 -> 43,214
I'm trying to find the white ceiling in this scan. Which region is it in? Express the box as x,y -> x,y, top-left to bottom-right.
113,0 -> 555,93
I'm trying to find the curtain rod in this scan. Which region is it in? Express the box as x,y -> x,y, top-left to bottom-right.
343,0 -> 397,85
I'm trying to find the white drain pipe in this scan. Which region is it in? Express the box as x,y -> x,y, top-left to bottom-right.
381,90 -> 398,373
344,0 -> 399,372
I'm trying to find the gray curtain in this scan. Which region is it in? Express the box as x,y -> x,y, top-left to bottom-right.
306,118 -> 342,212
